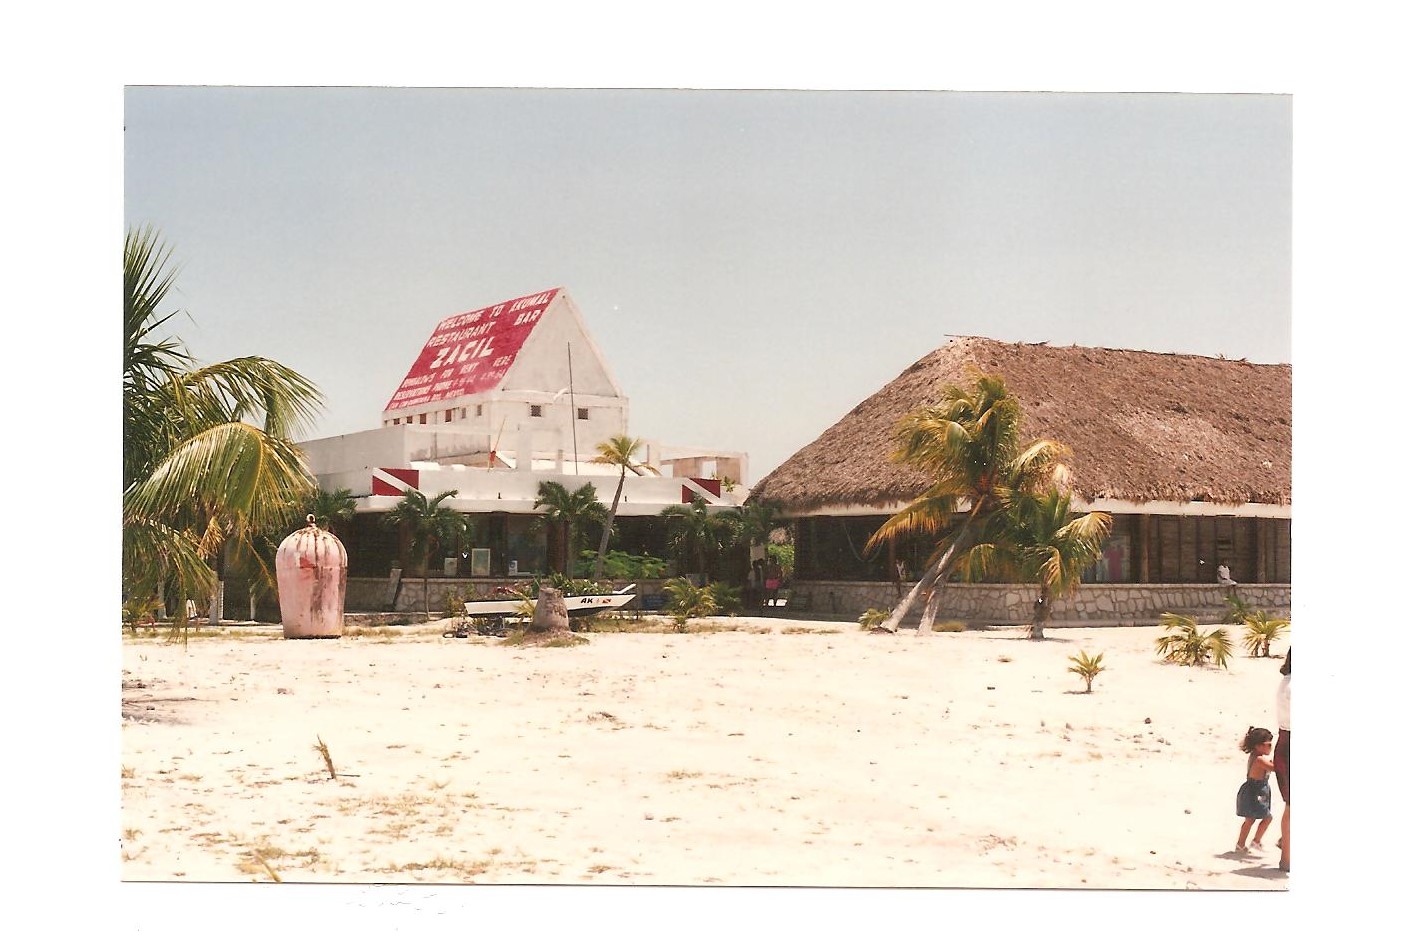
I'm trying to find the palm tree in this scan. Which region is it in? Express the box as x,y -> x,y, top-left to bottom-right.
308,487 -> 357,532
1156,613 -> 1234,668
534,481 -> 607,576
660,496 -> 737,581
589,435 -> 652,580
727,499 -> 779,548
1242,612 -> 1290,658
384,488 -> 470,613
715,498 -> 780,589
964,488 -> 1112,640
123,226 -> 323,624
865,375 -> 1069,633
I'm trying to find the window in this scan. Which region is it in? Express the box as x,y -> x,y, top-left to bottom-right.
406,416 -> 413,424
577,408 -> 590,420
444,409 -> 454,422
460,407 -> 468,419
529,405 -> 543,418
475,405 -> 483,417
419,413 -> 428,424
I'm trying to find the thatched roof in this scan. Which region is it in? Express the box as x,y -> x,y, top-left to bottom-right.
751,337 -> 1291,514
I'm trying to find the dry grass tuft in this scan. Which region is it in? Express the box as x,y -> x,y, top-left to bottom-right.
501,631 -> 590,648
314,736 -> 336,780
665,769 -> 703,780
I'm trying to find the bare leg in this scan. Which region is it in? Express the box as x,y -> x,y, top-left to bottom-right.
1236,819 -> 1255,851
1251,814 -> 1273,848
1278,805 -> 1290,871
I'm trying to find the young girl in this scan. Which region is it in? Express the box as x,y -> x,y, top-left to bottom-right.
1235,726 -> 1275,853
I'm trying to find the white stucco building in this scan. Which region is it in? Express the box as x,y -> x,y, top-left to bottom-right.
297,288 -> 747,579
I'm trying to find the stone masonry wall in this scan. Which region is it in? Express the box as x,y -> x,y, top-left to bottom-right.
781,581 -> 1290,627
343,575 -> 1288,628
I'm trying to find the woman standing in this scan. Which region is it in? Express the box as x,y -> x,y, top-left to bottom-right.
1275,648 -> 1291,872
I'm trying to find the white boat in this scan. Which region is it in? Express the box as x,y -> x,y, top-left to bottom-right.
461,583 -> 639,620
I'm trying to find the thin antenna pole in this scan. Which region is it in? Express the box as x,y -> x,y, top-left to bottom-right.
568,342 -> 579,475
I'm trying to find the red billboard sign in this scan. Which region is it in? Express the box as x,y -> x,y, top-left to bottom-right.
385,288 -> 560,412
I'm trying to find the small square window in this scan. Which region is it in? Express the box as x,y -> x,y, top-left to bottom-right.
419,413 -> 428,424
405,416 -> 413,424
577,408 -> 589,420
460,407 -> 468,419
476,405 -> 483,417
445,409 -> 454,422
529,405 -> 543,418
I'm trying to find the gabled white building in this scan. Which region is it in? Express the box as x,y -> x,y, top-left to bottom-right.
379,287 -> 629,464
297,288 -> 748,580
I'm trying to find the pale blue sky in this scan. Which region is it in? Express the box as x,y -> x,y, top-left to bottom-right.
124,88 -> 1290,483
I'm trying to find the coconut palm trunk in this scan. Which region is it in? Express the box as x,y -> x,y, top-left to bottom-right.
1031,580 -> 1054,640
882,498 -> 986,633
593,466 -> 627,580
591,436 -> 646,582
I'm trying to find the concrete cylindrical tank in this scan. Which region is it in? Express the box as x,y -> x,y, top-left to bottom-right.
276,514 -> 348,639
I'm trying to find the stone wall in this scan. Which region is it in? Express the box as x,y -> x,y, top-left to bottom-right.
771,581 -> 1290,627
341,575 -> 1289,627
344,576 -> 671,616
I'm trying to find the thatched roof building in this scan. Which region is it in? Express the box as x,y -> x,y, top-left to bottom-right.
752,337 -> 1291,517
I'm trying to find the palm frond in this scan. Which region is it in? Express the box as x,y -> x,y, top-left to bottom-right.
125,421 -> 317,534
181,356 -> 324,440
865,484 -> 965,551
121,513 -> 216,604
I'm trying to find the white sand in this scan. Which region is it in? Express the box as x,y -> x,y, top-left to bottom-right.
120,618 -> 1288,889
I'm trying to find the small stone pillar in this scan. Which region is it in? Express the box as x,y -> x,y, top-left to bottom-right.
528,587 -> 570,634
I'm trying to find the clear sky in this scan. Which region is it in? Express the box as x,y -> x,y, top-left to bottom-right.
124,88 -> 1289,483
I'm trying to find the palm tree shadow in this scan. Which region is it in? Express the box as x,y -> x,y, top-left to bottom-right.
982,633 -> 1074,643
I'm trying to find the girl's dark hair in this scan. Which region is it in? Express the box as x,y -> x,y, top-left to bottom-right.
1280,648 -> 1291,676
1241,726 -> 1273,753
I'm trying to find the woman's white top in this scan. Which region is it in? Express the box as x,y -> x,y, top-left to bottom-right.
1276,674 -> 1291,731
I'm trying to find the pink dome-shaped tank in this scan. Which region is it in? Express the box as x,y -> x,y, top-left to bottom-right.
275,515 -> 348,639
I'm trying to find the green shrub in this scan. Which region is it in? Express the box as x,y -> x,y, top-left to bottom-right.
1242,612 -> 1290,658
663,577 -> 717,632
574,549 -> 668,579
767,542 -> 795,580
443,587 -> 474,618
1156,612 -> 1234,668
1222,591 -> 1253,625
858,607 -> 889,630
122,595 -> 162,634
1068,650 -> 1107,693
708,581 -> 741,616
504,574 -> 612,599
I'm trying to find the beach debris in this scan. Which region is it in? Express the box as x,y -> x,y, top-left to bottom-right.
313,735 -> 336,780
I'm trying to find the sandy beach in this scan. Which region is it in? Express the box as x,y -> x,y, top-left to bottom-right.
119,616 -> 1289,890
